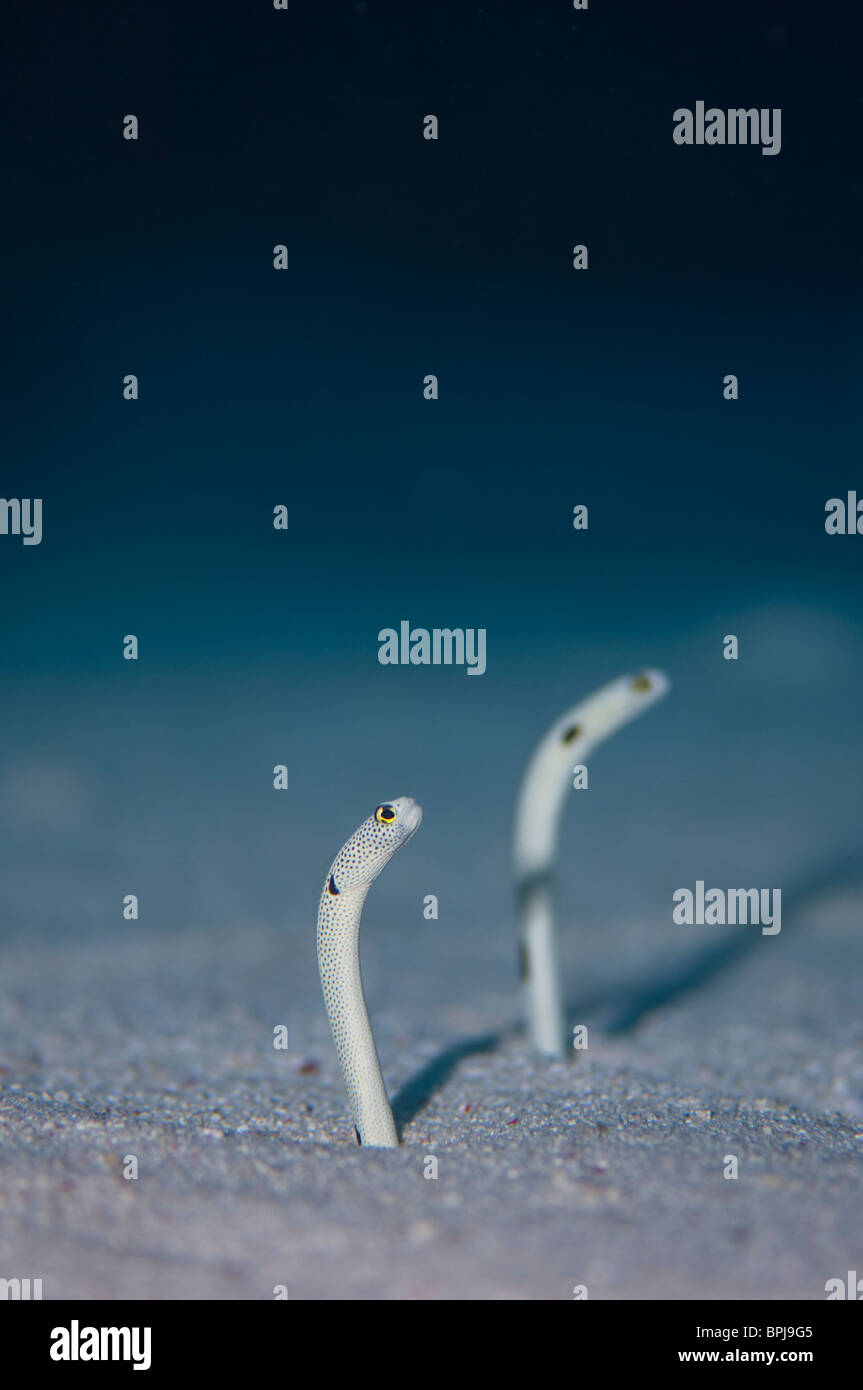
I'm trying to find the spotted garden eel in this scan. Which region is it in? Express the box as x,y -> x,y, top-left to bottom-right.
317,796 -> 423,1148
513,670 -> 670,1058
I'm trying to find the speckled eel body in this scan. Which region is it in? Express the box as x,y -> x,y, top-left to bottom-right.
514,670 -> 670,1059
317,797 -> 422,1148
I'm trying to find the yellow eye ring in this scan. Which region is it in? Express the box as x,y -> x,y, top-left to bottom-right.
631,673 -> 652,692
375,804 -> 397,825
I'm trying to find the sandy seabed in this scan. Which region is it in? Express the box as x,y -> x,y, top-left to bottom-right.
1,885 -> 861,1301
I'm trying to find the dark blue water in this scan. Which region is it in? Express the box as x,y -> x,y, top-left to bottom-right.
2,0 -> 860,953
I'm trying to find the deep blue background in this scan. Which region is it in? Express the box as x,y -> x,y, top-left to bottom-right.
1,1 -> 861,954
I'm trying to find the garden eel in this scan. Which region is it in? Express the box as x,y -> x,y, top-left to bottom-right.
513,670 -> 670,1058
317,796 -> 422,1147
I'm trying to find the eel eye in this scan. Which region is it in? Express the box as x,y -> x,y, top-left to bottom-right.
375,804 -> 397,825
561,723 -> 581,745
631,673 -> 652,693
